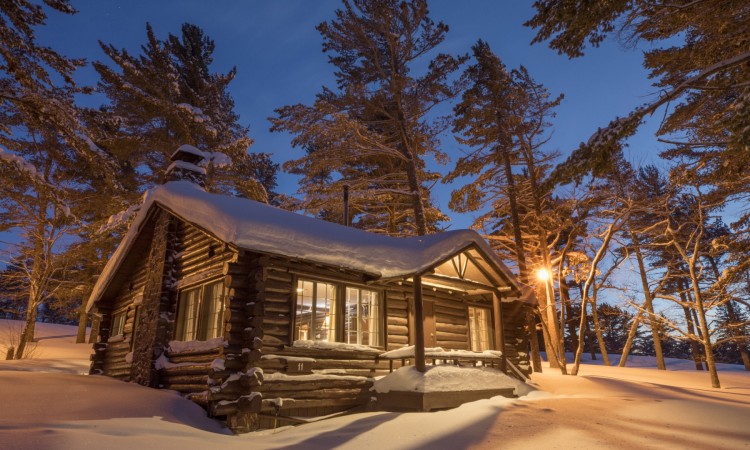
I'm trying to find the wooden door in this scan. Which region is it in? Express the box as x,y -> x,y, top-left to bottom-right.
424,300 -> 436,347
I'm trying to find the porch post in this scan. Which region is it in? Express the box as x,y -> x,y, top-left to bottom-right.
493,292 -> 507,373
413,275 -> 426,372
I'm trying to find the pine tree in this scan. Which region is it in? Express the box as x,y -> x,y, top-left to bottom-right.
1,1 -> 119,357
0,122 -> 93,358
447,41 -> 572,370
272,0 -> 466,236
526,1 -> 750,192
448,40 -> 531,280
90,23 -> 276,200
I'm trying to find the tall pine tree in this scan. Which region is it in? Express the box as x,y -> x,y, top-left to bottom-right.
272,0 -> 465,236
90,23 -> 277,200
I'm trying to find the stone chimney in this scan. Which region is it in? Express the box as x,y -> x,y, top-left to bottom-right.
165,144 -> 207,188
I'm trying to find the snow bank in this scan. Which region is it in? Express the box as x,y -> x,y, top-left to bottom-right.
373,365 -> 519,393
380,345 -> 503,360
167,337 -> 226,353
292,339 -> 381,353
87,180 -> 520,311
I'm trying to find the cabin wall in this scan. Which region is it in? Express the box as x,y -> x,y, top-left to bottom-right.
385,289 -> 409,349
95,264 -> 149,380
249,257 -> 383,426
384,285 -> 472,351
90,214 -> 155,379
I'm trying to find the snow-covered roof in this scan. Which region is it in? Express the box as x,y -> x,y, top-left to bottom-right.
87,181 -> 524,311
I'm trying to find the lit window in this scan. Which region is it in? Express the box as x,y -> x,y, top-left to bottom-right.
175,280 -> 225,341
468,306 -> 494,351
295,280 -> 337,342
111,310 -> 126,337
345,287 -> 382,347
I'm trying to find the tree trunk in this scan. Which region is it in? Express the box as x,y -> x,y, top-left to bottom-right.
619,311 -> 643,367
528,311 -> 543,373
500,147 -> 528,282
586,315 -> 598,359
680,280 -> 704,370
15,301 -> 39,359
561,282 -> 578,352
571,295 -> 589,375
539,276 -> 566,373
590,297 -> 610,366
706,256 -> 750,371
685,262 -> 720,387
579,283 -> 596,360
523,145 -> 564,372
629,231 -> 665,369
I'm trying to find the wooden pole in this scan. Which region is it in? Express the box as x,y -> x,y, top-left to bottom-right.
492,292 -> 507,373
413,275 -> 426,373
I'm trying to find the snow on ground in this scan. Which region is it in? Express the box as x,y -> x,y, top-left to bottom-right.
373,365 -> 518,393
1,320 -> 749,450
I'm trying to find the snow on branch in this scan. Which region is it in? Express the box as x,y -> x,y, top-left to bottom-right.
97,194 -> 147,234
0,147 -> 75,219
203,151 -> 232,168
1,147 -> 42,180
176,103 -> 209,123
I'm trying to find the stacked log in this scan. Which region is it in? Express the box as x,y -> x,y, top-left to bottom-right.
256,345 -> 378,423
202,252 -> 267,433
385,290 -> 409,348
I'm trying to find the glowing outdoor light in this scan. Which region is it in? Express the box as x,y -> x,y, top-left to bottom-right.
536,268 -> 551,281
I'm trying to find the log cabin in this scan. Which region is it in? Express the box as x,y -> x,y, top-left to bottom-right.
86,145 -> 535,432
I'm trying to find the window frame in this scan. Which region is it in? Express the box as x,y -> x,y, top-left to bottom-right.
344,286 -> 384,348
111,308 -> 127,338
293,278 -> 339,343
292,277 -> 386,349
467,304 -> 495,352
174,278 -> 226,342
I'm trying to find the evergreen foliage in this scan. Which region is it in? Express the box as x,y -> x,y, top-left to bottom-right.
272,0 -> 466,236
527,1 -> 750,189
90,23 -> 277,200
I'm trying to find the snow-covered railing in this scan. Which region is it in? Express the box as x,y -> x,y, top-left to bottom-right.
378,345 -> 528,381
378,345 -> 505,372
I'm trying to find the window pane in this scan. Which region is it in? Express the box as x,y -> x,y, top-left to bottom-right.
345,288 -> 359,344
344,287 -> 381,347
469,306 -> 494,351
177,288 -> 201,341
361,289 -> 381,347
200,281 -> 225,340
111,311 -> 125,336
295,280 -> 314,340
315,282 -> 337,342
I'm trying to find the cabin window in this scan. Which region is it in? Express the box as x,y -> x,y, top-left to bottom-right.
295,279 -> 337,342
345,287 -> 382,347
468,306 -> 494,351
175,280 -> 225,341
111,310 -> 126,337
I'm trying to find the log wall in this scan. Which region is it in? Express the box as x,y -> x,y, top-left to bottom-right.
91,219 -> 153,379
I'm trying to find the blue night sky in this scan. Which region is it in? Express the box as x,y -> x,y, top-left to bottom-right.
39,0 -> 668,230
